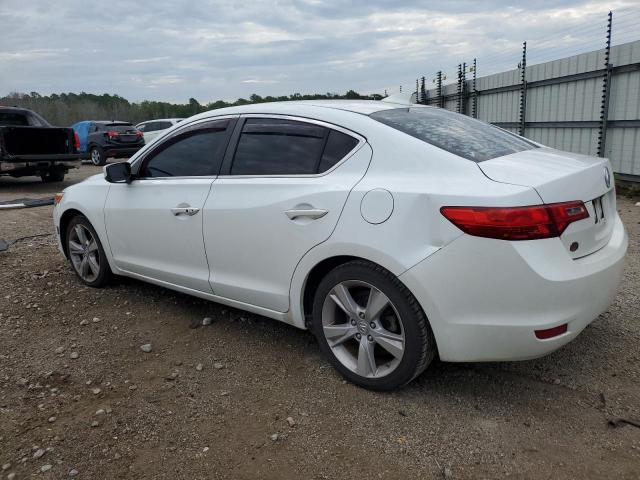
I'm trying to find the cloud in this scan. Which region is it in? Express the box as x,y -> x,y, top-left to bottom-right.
0,0 -> 637,103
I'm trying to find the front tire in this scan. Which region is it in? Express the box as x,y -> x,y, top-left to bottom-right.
65,216 -> 112,287
312,260 -> 436,390
89,146 -> 106,166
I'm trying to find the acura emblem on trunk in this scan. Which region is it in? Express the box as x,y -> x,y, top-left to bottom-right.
604,167 -> 611,189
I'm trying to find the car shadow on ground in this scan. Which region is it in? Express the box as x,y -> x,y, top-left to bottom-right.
111,273 -> 611,405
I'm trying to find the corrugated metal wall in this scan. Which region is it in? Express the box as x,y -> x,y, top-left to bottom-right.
421,40 -> 640,180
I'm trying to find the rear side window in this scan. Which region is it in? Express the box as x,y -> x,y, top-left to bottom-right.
0,110 -> 49,127
370,107 -> 536,162
230,118 -> 359,175
318,130 -> 358,172
141,120 -> 230,177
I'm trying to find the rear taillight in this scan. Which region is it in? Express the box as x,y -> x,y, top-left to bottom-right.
54,192 -> 64,205
136,130 -> 143,138
106,130 -> 120,139
73,131 -> 80,151
440,201 -> 589,241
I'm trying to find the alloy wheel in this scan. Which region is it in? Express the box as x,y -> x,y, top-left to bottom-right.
321,280 -> 405,379
68,224 -> 100,282
90,148 -> 101,165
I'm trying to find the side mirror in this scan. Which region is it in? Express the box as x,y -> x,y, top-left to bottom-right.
104,162 -> 132,184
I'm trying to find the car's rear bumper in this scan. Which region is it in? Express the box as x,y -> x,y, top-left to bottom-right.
399,214 -> 628,362
0,158 -> 79,176
105,146 -> 143,158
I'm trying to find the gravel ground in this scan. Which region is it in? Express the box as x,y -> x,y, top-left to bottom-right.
1,165 -> 639,479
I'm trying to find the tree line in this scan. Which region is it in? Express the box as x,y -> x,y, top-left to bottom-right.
0,90 -> 384,126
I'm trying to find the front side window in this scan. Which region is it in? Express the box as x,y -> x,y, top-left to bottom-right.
140,120 -> 230,177
230,118 -> 359,175
370,107 -> 537,162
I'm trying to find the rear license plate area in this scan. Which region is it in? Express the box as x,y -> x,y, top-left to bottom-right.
591,195 -> 606,224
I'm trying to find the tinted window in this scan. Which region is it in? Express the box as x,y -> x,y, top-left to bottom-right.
156,121 -> 173,130
318,130 -> 358,172
370,107 -> 537,162
141,121 -> 229,177
0,110 -> 49,127
0,112 -> 29,126
231,118 -> 326,175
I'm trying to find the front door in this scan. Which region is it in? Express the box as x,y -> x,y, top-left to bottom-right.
104,117 -> 236,292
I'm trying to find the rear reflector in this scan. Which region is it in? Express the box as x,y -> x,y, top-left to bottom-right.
440,201 -> 589,241
73,131 -> 80,152
535,324 -> 568,339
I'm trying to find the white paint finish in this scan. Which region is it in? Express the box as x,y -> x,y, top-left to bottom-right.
360,188 -> 394,224
53,99 -> 629,365
400,214 -> 627,362
135,118 -> 183,144
203,143 -> 372,313
104,178 -> 214,292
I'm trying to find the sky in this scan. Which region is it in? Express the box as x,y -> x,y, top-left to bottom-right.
1,0 -> 639,104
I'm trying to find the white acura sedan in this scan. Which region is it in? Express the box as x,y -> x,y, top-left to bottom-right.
53,100 -> 628,390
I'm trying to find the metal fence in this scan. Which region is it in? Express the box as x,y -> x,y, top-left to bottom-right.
414,11 -> 640,182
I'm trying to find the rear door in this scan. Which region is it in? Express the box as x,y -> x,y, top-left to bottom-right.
104,117 -> 236,292
203,116 -> 371,312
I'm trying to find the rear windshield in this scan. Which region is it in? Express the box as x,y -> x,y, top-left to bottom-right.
370,107 -> 537,162
0,109 -> 50,127
99,124 -> 136,132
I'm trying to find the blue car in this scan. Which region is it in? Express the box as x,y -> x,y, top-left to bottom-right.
71,120 -> 144,165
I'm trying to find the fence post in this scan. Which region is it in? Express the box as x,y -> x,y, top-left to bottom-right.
598,11 -> 613,157
518,41 -> 527,136
462,62 -> 467,115
436,71 -> 443,108
456,64 -> 462,113
472,58 -> 478,118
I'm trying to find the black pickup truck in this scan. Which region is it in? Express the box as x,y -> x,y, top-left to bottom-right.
0,106 -> 82,182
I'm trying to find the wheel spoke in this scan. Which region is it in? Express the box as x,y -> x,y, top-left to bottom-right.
69,240 -> 84,254
74,225 -> 88,245
356,339 -> 377,377
329,283 -> 360,317
80,256 -> 90,277
323,323 -> 357,347
371,328 -> 404,359
87,240 -> 98,253
87,255 -> 100,276
365,287 -> 390,321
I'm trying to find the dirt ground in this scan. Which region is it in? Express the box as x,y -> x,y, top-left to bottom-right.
1,165 -> 639,480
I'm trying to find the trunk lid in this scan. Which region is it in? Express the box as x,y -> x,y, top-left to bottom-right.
478,147 -> 616,259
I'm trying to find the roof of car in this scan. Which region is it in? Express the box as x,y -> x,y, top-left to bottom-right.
137,118 -> 183,124
0,106 -> 32,112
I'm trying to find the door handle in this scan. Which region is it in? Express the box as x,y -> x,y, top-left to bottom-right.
171,205 -> 200,216
285,208 -> 328,220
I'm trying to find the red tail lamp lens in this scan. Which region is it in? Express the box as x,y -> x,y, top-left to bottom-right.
73,132 -> 80,151
107,131 -> 120,139
440,201 -> 589,241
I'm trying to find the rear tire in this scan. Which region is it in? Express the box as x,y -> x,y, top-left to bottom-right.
89,146 -> 106,166
312,260 -> 436,390
65,215 -> 112,287
41,168 -> 65,183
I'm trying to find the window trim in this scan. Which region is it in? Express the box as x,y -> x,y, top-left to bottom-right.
130,116 -> 238,180
218,114 -> 365,179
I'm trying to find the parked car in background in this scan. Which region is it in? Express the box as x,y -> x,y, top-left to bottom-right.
72,121 -> 144,166
135,118 -> 184,144
0,106 -> 81,182
54,100 -> 627,390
